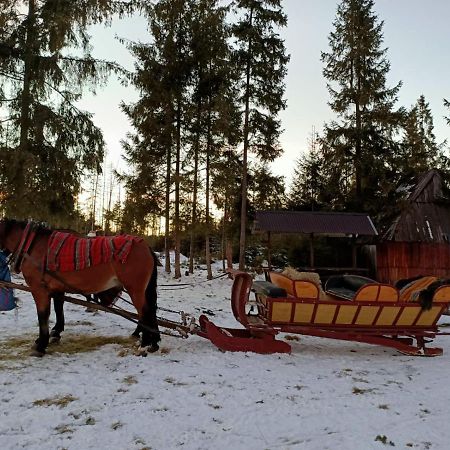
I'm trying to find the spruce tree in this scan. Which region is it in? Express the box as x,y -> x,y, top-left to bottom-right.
445,98 -> 450,126
400,95 -> 448,181
232,0 -> 289,269
0,0 -> 130,225
321,0 -> 404,217
251,163 -> 285,211
122,0 -> 193,277
186,0 -> 236,278
288,130 -> 325,211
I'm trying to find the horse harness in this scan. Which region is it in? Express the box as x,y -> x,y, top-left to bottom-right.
9,222 -> 38,274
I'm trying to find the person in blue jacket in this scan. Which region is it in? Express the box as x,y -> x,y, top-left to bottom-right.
0,250 -> 16,311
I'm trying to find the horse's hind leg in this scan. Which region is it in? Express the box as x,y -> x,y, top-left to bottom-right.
50,294 -> 65,343
31,290 -> 51,356
131,324 -> 141,340
140,298 -> 160,352
129,289 -> 160,355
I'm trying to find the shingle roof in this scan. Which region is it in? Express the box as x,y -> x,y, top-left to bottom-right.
254,211 -> 378,236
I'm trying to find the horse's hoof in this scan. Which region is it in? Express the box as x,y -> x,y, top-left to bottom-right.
148,343 -> 159,353
137,344 -> 159,356
49,336 -> 61,345
130,333 -> 140,340
30,349 -> 45,357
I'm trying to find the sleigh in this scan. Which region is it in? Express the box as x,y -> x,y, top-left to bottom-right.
199,270 -> 450,356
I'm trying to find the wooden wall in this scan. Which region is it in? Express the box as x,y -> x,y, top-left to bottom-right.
377,242 -> 450,284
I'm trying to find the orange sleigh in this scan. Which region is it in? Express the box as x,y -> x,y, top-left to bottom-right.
198,270 -> 450,356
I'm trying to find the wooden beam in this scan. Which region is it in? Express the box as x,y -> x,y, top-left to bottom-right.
309,233 -> 314,269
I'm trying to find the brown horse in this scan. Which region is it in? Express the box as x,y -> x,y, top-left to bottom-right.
0,219 -> 160,356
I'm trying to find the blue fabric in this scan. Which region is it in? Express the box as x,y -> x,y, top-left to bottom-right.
0,251 -> 16,311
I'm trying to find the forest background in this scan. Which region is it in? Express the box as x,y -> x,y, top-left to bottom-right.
0,0 -> 449,278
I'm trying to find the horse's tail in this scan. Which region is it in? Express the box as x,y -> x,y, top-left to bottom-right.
145,249 -> 158,305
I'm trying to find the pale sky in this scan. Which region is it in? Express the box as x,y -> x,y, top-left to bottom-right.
78,0 -> 450,192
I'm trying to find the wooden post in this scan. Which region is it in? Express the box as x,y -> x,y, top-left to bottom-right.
309,233 -> 314,269
267,231 -> 272,270
352,235 -> 357,268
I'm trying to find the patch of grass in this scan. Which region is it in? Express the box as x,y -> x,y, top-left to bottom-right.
0,334 -> 136,365
122,375 -> 138,385
152,407 -> 168,412
352,377 -> 369,383
66,320 -> 94,327
375,435 -> 395,446
55,424 -> 74,434
352,387 -> 376,395
111,422 -> 123,430
208,403 -> 222,409
164,377 -> 187,386
285,335 -> 300,341
33,394 -> 77,408
378,404 -> 390,410
50,335 -> 136,355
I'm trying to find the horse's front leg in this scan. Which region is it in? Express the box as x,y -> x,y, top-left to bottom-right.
50,294 -> 65,343
31,290 -> 51,357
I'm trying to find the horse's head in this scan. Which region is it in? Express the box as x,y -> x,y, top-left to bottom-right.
0,219 -> 23,253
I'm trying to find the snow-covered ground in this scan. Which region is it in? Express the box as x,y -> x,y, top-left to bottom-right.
2,266 -> 450,450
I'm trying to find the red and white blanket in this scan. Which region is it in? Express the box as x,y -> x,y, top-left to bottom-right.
46,232 -> 143,272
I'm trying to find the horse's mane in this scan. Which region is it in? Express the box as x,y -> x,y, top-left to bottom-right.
418,278 -> 450,310
3,218 -> 53,237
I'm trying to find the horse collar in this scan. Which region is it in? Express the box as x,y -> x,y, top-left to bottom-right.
10,222 -> 37,274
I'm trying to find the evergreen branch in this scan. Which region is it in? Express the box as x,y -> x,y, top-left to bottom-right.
0,70 -> 23,82
41,77 -> 93,123
0,117 -> 17,124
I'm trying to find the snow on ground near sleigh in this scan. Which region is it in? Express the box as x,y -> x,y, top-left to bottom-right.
1,266 -> 450,450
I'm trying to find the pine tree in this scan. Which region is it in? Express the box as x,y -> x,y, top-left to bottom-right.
400,95 -> 448,181
250,163 -> 285,211
445,98 -> 450,126
288,130 -> 325,211
0,0 -> 130,225
232,0 -> 289,269
186,0 -> 237,278
321,0 -> 404,217
122,0 -> 193,277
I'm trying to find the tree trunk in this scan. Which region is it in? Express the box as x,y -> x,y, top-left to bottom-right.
226,240 -> 233,270
221,202 -> 228,272
355,91 -> 362,203
205,103 -> 212,280
15,0 -> 36,201
238,8 -> 253,271
174,98 -> 182,279
19,0 -> 35,153
189,96 -> 202,274
164,136 -> 172,274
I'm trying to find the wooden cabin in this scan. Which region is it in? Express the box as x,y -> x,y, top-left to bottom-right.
378,170 -> 450,284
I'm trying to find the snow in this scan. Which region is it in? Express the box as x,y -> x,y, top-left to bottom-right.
2,266 -> 450,450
